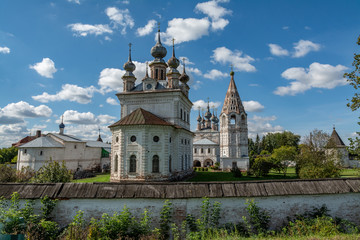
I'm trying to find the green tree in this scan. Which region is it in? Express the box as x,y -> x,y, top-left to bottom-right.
32,160 -> 72,183
0,146 -> 18,164
271,146 -> 297,176
261,131 -> 300,153
344,35 -> 360,157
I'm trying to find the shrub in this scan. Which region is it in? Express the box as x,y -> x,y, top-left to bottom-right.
159,200 -> 173,239
16,166 -> 35,183
0,164 -> 16,182
251,156 -> 274,177
243,199 -> 271,235
73,170 -> 96,180
32,160 -> 72,183
231,167 -> 242,178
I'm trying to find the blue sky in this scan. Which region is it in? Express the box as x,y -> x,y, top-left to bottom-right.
0,0 -> 359,147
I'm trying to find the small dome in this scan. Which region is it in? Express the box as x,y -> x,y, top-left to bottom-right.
168,56 -> 179,69
179,72 -> 189,83
205,110 -> 212,120
151,30 -> 167,59
197,115 -> 202,122
123,61 -> 136,72
212,116 -> 219,123
59,123 -> 65,129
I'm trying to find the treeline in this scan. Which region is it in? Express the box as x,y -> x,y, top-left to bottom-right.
0,146 -> 17,164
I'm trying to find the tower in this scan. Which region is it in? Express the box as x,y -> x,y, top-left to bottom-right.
122,43 -> 136,92
59,115 -> 65,135
149,24 -> 168,85
167,39 -> 180,89
219,70 -> 248,168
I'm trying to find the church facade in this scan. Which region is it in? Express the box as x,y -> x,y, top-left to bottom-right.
193,71 -> 249,170
109,30 -> 193,181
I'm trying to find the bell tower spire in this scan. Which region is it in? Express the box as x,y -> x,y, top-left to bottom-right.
122,43 -> 136,92
149,23 -> 168,84
167,38 -> 180,89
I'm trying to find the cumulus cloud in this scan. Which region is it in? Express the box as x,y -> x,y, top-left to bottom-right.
137,20 -> 156,36
105,7 -> 134,35
98,61 -> 147,93
203,69 -> 227,80
32,84 -> 98,104
0,101 -> 52,124
161,18 -> 210,45
0,46 -> 10,54
195,0 -> 231,30
268,43 -> 289,56
59,110 -> 116,126
293,39 -> 321,58
248,115 -> 283,139
274,62 -> 348,96
0,123 -> 29,147
192,99 -> 221,110
29,58 -> 57,78
243,101 -> 264,112
106,97 -> 118,105
67,0 -> 80,4
68,23 -> 113,37
212,46 -> 256,72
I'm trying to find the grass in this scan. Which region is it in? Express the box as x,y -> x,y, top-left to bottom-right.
70,168 -> 359,183
72,173 -> 110,183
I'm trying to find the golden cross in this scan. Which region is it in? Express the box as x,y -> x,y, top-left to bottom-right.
157,22 -> 160,31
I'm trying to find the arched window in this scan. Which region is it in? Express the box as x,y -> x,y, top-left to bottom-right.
161,69 -> 164,80
155,69 -> 158,79
185,155 -> 187,169
40,151 -> 43,156
169,155 -> 172,172
194,148 -> 197,154
184,111 -> 186,121
230,115 -> 236,125
181,155 -> 184,170
180,108 -> 183,119
129,155 -> 136,173
152,155 -> 159,173
114,155 -> 118,172
187,113 -> 189,123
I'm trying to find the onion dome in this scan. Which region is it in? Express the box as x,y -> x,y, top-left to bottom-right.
197,110 -> 202,122
204,101 -> 212,119
167,38 -> 180,69
179,58 -> 190,83
59,115 -> 65,129
151,29 -> 167,59
123,43 -> 136,72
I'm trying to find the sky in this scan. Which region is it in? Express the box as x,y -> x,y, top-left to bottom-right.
0,0 -> 359,147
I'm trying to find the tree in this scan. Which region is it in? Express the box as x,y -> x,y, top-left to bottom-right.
344,35 -> 360,157
0,146 -> 18,164
272,146 -> 297,176
259,131 -> 300,153
32,160 -> 72,183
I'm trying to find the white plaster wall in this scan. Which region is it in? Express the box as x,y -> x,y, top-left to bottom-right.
36,193 -> 360,229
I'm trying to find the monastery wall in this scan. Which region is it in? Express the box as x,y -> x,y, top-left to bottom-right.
1,178 -> 359,229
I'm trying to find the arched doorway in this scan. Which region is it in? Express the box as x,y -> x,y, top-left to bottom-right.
193,160 -> 201,167
204,159 -> 213,167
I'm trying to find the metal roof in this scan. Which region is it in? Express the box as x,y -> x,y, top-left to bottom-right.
131,82 -> 166,92
329,128 -> 346,147
50,133 -> 84,142
19,136 -> 64,148
86,141 -> 111,148
194,138 -> 218,145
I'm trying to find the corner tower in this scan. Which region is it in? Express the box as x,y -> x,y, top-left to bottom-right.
219,70 -> 249,169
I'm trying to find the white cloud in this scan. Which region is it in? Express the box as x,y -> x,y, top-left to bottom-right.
161,18 -> 210,45
0,46 -> 10,54
192,99 -> 221,110
0,123 -> 29,147
282,26 -> 289,30
304,26 -> 311,30
0,101 -> 52,124
104,36 -> 112,41
248,115 -> 283,139
62,110 -> 98,125
67,0 -> 80,4
106,97 -> 118,105
274,62 -> 348,96
203,69 -> 227,80
243,101 -> 264,112
32,124 -> 47,129
32,84 -> 98,104
122,0 -> 130,4
29,58 -> 57,78
105,7 -> 134,35
195,0 -> 231,31
268,43 -> 289,56
188,67 -> 202,76
212,46 -> 256,72
293,40 -> 320,58
68,23 -> 113,37
136,19 -> 156,36
98,61 -> 147,93
191,80 -> 203,90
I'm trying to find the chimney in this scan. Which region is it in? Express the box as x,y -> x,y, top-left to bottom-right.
36,130 -> 41,138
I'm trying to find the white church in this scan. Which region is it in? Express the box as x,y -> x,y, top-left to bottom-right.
109,28 -> 249,182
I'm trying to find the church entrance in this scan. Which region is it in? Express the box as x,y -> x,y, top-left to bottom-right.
193,160 -> 201,167
204,159 -> 213,167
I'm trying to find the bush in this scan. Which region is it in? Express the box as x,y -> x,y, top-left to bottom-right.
231,167 -> 242,178
73,170 -> 96,180
243,199 -> 271,235
251,156 -> 274,177
16,166 -> 35,183
32,160 -> 72,183
0,164 -> 16,182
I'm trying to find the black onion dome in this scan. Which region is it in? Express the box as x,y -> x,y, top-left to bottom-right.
168,56 -> 179,69
197,114 -> 202,122
123,61 -> 136,72
151,30 -> 167,59
179,72 -> 189,83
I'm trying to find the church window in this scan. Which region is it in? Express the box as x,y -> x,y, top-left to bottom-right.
181,139 -> 183,144
169,137 -> 171,143
232,161 -> 237,169
152,155 -> 160,173
130,135 -> 136,142
24,149 -> 27,154
201,148 -> 204,154
153,136 -> 159,142
181,155 -> 184,170
180,109 -> 183,119
129,155 -> 136,172
194,148 -> 197,154
155,69 -> 158,79
40,151 -> 43,156
185,155 -> 187,169
116,136 -> 119,143
74,145 -> 77,149
114,155 -> 118,172
230,115 -> 236,125
161,69 -> 164,80
187,113 -> 189,123
208,148 -> 211,153
169,155 -> 172,172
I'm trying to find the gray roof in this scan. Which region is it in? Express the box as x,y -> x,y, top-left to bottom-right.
86,141 -> 111,149
194,138 -> 218,145
131,82 -> 166,92
50,133 -> 84,142
19,136 -> 64,148
0,178 -> 359,199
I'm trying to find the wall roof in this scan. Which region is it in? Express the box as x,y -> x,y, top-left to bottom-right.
1,178 -> 359,199
19,136 -> 64,148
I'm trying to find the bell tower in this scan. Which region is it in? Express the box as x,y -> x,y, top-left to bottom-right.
149,23 -> 168,85
219,70 -> 248,159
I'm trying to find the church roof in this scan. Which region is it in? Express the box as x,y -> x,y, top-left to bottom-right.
19,136 -> 64,148
194,138 -> 218,145
328,127 -> 346,147
109,108 -> 174,128
221,72 -> 245,115
130,82 -> 166,92
50,133 -> 84,142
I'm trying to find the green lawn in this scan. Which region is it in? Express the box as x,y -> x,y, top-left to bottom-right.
70,168 -> 359,183
72,173 -> 110,183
